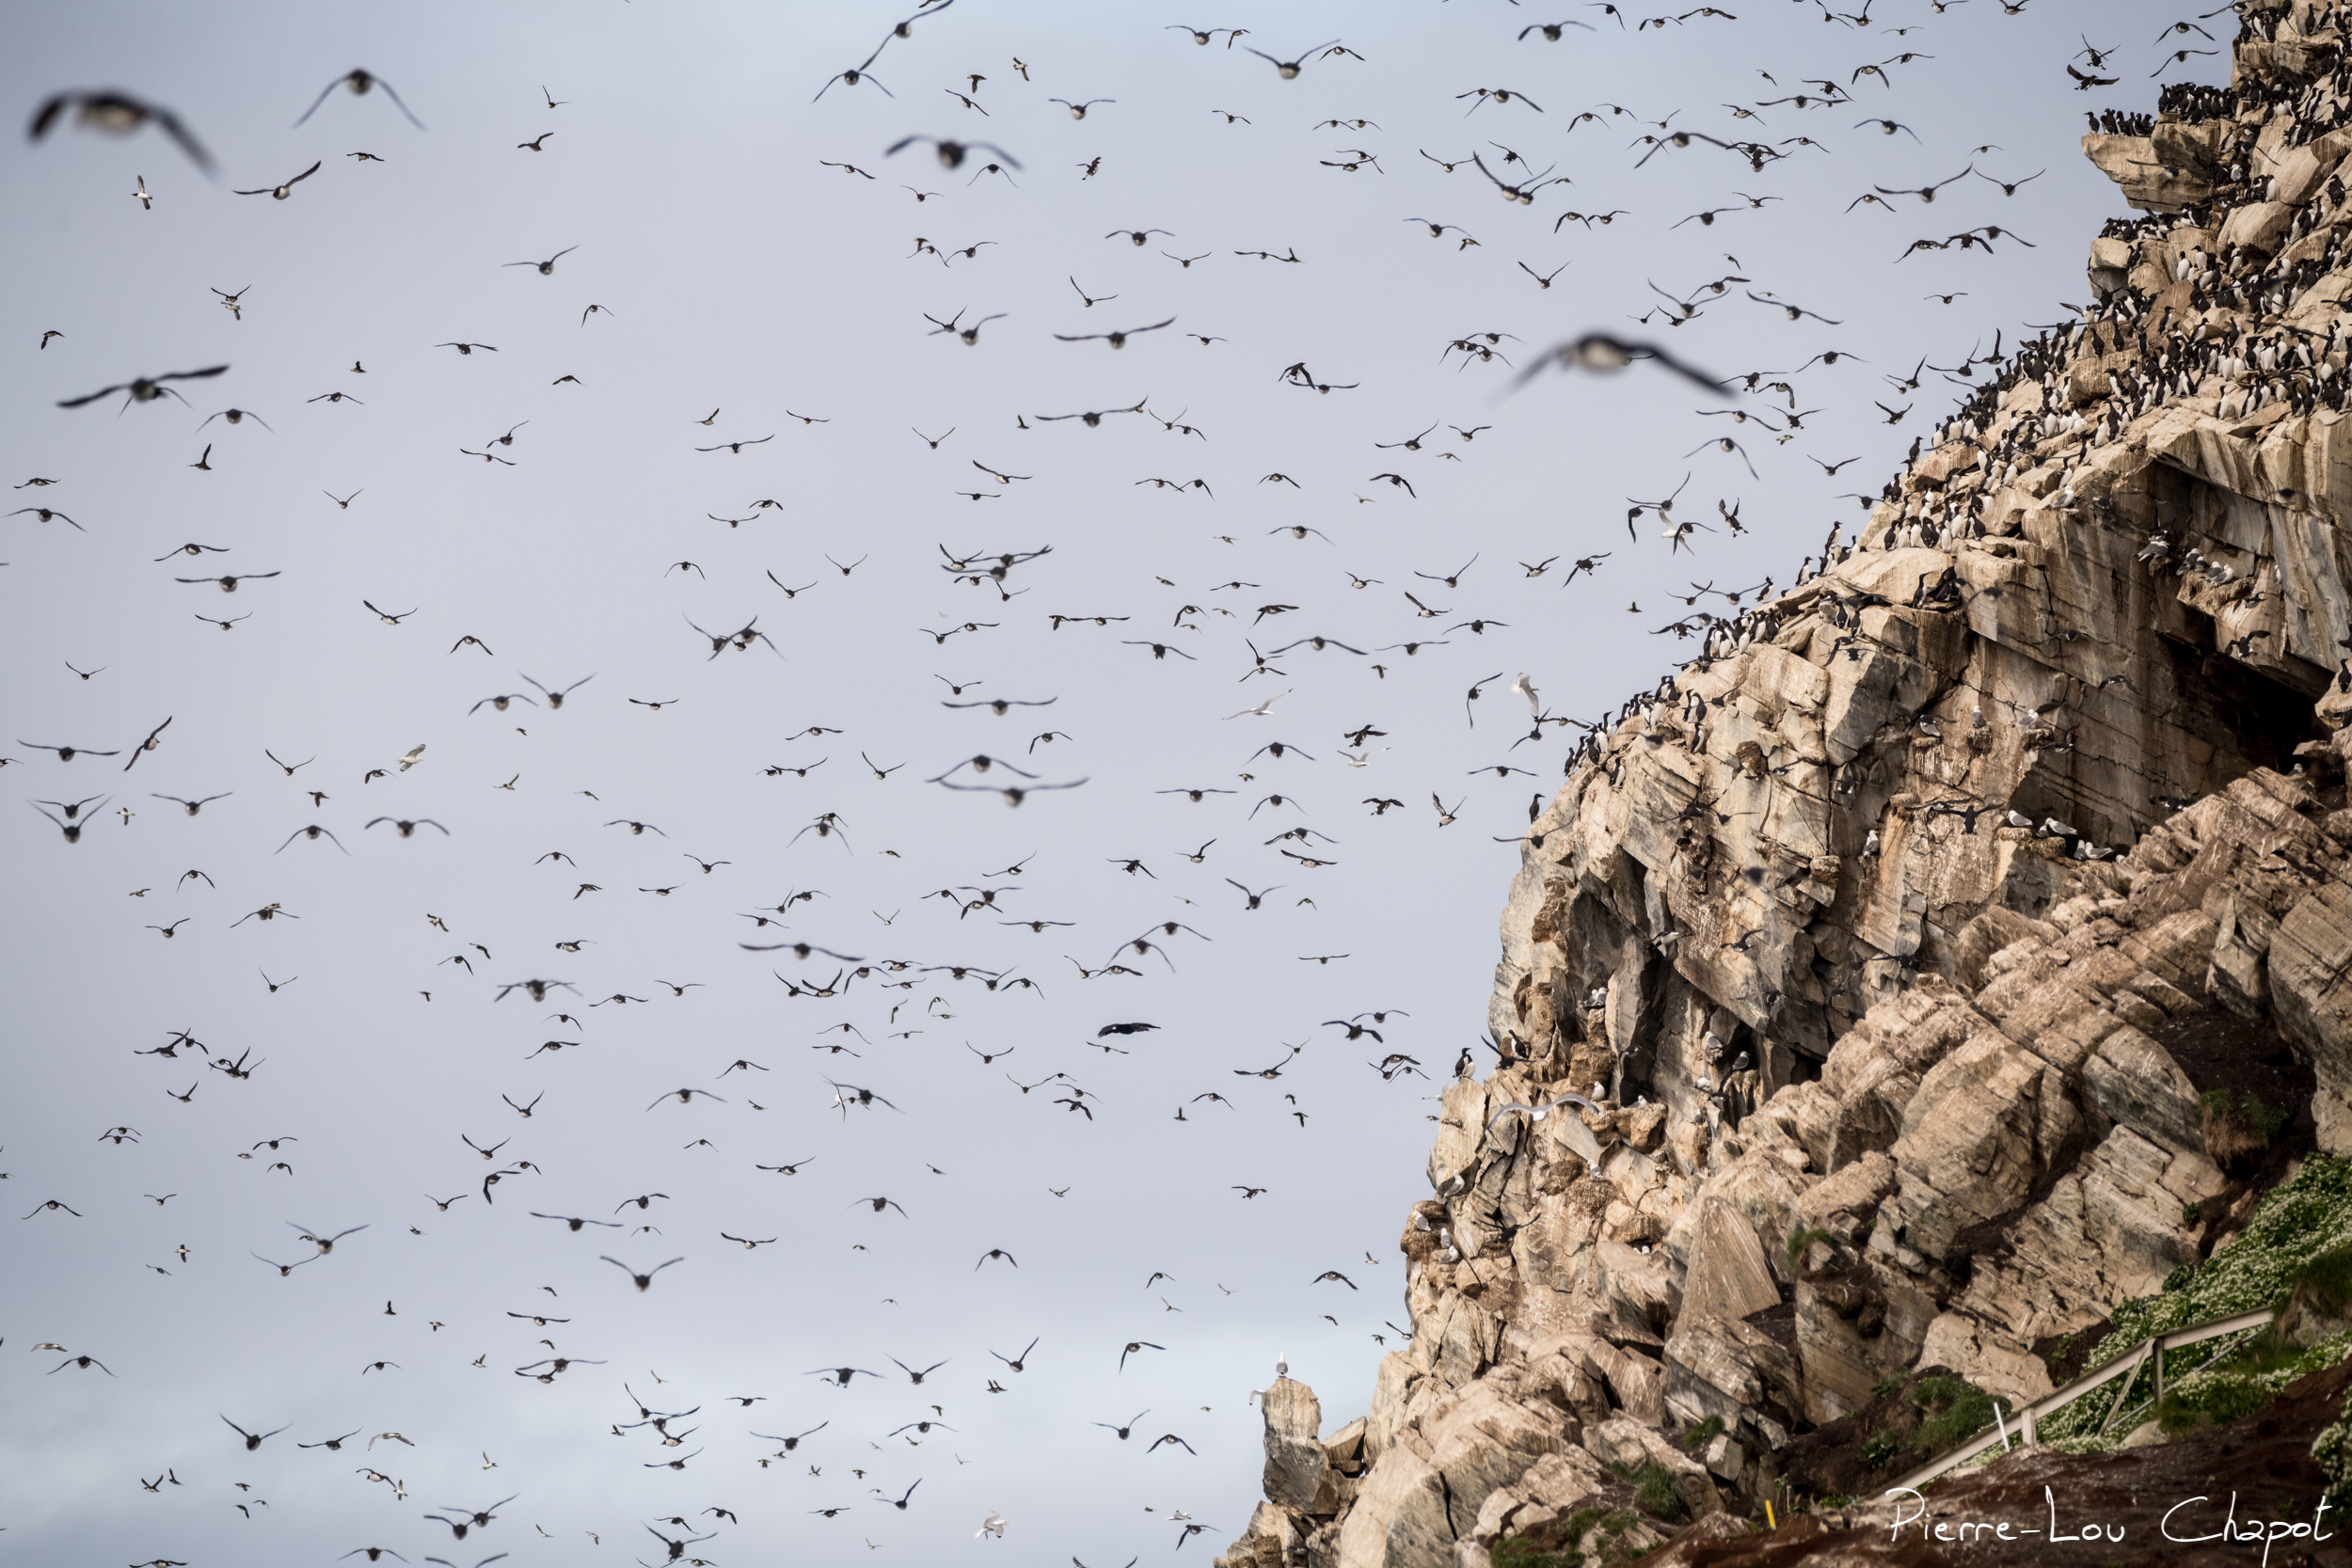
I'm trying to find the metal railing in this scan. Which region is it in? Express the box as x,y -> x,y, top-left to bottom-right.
1883,1307 -> 2278,1496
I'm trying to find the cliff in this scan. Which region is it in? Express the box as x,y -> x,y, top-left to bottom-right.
1219,4 -> 2352,1564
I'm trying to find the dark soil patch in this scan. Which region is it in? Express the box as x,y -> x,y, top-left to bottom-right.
2149,1005 -> 2312,1117
2143,1005 -> 2321,1240
1750,1296 -> 1799,1352
2190,1118 -> 2323,1262
1651,1357 -> 2352,1566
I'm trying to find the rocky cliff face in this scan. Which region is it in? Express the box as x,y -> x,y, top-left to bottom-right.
1218,5 -> 2352,1565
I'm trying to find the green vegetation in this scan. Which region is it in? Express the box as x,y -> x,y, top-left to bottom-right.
1679,1414 -> 1724,1450
2157,1242 -> 2352,1433
1490,1538 -> 1565,1568
1909,1375 -> 2000,1456
2085,1156 -> 2352,1357
1909,1373 -> 1969,1404
2157,1371 -> 2278,1434
2201,1089 -> 2289,1172
2312,1392 -> 2352,1511
2183,1201 -> 2203,1226
1491,1508 -> 1645,1568
1871,1375 -> 1902,1402
1786,1225 -> 1838,1274
2288,1239 -> 2352,1318
1629,1459 -> 1691,1523
2201,1088 -> 2288,1142
1562,1506 -> 1609,1544
1846,1375 -> 2026,1480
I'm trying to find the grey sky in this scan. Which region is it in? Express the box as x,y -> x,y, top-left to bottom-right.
5,1 -> 2186,1562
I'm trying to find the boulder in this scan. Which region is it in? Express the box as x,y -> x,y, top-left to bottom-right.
1594,1238 -> 1680,1332
1788,1148 -> 1899,1245
1881,1033 -> 2045,1260
1334,1439 -> 1454,1568
1465,1447 -> 1617,1550
1581,1417 -> 1724,1518
1663,1311 -> 1801,1439
2270,878 -> 2352,1154
2218,200 -> 2296,255
2270,128 -> 2352,205
1795,1268 -> 1906,1425
1916,1311 -> 2057,1407
1261,1377 -> 1329,1513
1678,1198 -> 1782,1323
1335,1382 -> 1567,1568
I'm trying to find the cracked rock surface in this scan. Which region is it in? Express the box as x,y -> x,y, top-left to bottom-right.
1219,6 -> 2352,1563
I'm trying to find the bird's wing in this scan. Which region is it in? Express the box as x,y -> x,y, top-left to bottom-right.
1549,1113 -> 1603,1167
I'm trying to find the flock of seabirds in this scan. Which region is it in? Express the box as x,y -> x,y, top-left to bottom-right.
6,0 -> 2261,1560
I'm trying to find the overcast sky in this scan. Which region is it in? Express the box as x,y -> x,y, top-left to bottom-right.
4,1 -> 2194,1562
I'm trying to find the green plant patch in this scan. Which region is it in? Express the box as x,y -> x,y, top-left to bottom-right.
2289,1240 -> 2352,1316
2312,1391 -> 2352,1511
1630,1460 -> 1690,1524
2156,1371 -> 2273,1434
2201,1089 -> 2289,1172
1491,1537 -> 1566,1568
1561,1505 -> 1608,1542
1786,1224 -> 1836,1271
1908,1374 -> 1970,1410
1492,1504 -> 1653,1568
1911,1380 -> 1998,1456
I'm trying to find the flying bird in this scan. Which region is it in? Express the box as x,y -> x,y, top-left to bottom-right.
294,71 -> 424,129
28,90 -> 215,172
1516,336 -> 1724,392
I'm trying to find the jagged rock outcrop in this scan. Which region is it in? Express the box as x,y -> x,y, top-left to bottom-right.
1219,5 -> 2352,1564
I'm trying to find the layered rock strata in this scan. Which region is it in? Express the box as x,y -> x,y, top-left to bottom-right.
1220,5 -> 2352,1564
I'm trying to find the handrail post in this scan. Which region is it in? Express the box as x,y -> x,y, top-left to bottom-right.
2099,1340 -> 2152,1435
1885,1307 -> 2272,1492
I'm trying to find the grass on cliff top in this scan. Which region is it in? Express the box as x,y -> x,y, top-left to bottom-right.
2035,1155 -> 2352,1447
